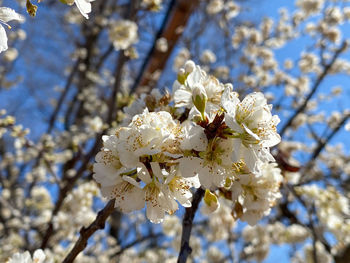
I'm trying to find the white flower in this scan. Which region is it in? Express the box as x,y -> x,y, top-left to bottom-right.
222,88 -> 280,172
66,0 -> 94,19
231,162 -> 282,225
179,121 -> 208,152
116,109 -> 182,168
179,137 -> 233,189
138,163 -> 199,223
156,37 -> 168,52
173,48 -> 190,70
173,63 -> 225,114
225,1 -> 240,20
109,20 -> 138,50
7,249 -> 46,263
207,0 -> 224,15
345,121 -> 350,131
93,135 -> 145,212
0,7 -> 24,53
296,0 -> 324,16
200,49 -> 216,64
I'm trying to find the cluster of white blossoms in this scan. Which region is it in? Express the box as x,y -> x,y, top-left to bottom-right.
242,223 -> 309,262
94,60 -> 282,224
296,185 -> 350,245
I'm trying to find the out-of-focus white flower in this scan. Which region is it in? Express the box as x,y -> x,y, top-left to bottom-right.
296,185 -> 350,244
242,225 -> 270,262
207,0 -> 224,15
0,7 -> 24,53
173,48 -> 190,70
200,49 -> 217,64
225,1 -> 240,20
345,122 -> 350,131
109,20 -> 138,50
65,0 -> 95,19
296,0 -> 324,15
156,37 -> 168,52
3,47 -> 18,62
206,246 -> 224,263
142,0 -> 163,11
7,249 -> 46,263
162,215 -> 181,236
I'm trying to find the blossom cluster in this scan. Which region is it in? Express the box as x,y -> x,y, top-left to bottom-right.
93,60 -> 282,224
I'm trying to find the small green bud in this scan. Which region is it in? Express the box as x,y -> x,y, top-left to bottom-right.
192,84 -> 207,119
203,189 -> 220,213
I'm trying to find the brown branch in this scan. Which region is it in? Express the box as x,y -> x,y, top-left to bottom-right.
47,60 -> 80,133
132,0 -> 200,94
62,199 -> 115,263
177,188 -> 205,263
280,41 -> 347,137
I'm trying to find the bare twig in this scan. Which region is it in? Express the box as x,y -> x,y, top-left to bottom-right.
112,232 -> 163,258
280,41 -> 347,137
177,188 -> 205,263
62,199 -> 115,263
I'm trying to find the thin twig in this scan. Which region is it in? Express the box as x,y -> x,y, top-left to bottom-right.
280,41 -> 347,137
62,199 -> 115,263
112,232 -> 163,258
177,188 -> 205,263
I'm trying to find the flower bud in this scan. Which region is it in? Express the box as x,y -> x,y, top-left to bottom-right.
192,84 -> 207,118
184,60 -> 196,74
202,189 -> 220,214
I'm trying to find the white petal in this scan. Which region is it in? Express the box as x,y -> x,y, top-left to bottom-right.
137,163 -> 152,183
0,25 -> 8,53
33,249 -> 46,263
146,203 -> 165,224
0,7 -> 24,23
221,86 -> 239,116
179,157 -> 201,178
114,182 -> 145,213
174,89 -> 193,107
75,0 -> 93,19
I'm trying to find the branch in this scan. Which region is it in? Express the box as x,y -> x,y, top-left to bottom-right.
112,232 -> 163,258
62,199 -> 115,263
132,0 -> 200,94
130,0 -> 176,93
280,41 -> 347,137
47,59 -> 80,133
177,188 -> 205,263
299,113 -> 350,185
